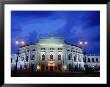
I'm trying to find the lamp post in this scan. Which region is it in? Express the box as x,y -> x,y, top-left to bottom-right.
79,40 -> 88,71
79,40 -> 88,53
15,40 -> 26,71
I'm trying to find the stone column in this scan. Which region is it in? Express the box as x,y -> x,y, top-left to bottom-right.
35,48 -> 38,65
54,48 -> 58,66
37,48 -> 40,65
62,48 -> 65,65
45,48 -> 49,66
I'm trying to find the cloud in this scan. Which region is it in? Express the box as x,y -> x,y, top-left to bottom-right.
11,11 -> 100,54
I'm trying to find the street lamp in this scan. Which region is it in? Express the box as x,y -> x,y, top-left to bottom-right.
79,40 -> 88,46
15,40 -> 25,46
21,41 -> 25,45
15,41 -> 19,45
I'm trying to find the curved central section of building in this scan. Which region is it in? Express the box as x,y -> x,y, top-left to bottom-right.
11,36 -> 100,72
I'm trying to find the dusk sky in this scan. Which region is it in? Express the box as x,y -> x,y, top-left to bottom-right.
11,11 -> 100,54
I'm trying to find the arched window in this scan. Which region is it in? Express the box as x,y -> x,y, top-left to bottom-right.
41,48 -> 45,50
26,56 -> 28,62
96,58 -> 98,62
88,58 -> 90,62
32,49 -> 35,51
74,56 -> 76,62
68,54 -> 71,60
58,54 -> 61,60
58,48 -> 62,50
92,58 -> 94,62
42,54 -> 45,60
31,55 -> 35,60
11,58 -> 12,63
83,57 -> 86,62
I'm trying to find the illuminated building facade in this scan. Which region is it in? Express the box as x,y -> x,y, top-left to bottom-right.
11,36 -> 100,72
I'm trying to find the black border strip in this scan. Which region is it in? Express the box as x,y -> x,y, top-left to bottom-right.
0,0 -> 109,87
0,0 -> 109,4
107,1 -> 110,86
0,2 -> 4,87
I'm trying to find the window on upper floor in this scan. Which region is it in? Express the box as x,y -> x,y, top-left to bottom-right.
31,55 -> 35,60
96,58 -> 98,62
21,57 -> 24,61
42,54 -> 45,60
88,58 -> 90,62
50,48 -> 54,50
41,48 -> 45,50
26,56 -> 28,62
11,58 -> 12,63
32,49 -> 35,51
92,58 -> 94,62
50,54 -> 53,60
83,57 -> 86,62
58,54 -> 61,60
74,56 -> 76,62
58,48 -> 62,50
68,54 -> 71,60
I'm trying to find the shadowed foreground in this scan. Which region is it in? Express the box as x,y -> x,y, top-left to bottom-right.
11,70 -> 100,77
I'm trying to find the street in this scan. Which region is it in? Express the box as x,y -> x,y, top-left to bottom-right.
11,71 -> 100,77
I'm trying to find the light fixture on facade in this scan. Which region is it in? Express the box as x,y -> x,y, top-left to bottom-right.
37,65 -> 40,71
63,65 -> 67,70
84,41 -> 88,45
15,41 -> 19,45
79,41 -> 83,45
21,41 -> 25,45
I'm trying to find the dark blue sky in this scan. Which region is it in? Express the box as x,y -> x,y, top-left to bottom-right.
11,11 -> 100,54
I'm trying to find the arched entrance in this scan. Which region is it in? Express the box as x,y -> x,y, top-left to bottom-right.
48,54 -> 55,71
40,64 -> 45,72
57,63 -> 62,71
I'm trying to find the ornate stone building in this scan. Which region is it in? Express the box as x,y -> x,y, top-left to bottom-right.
11,36 -> 100,72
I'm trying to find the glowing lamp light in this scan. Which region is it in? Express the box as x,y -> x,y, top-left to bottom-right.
63,65 -> 67,70
21,41 -> 25,45
15,41 -> 19,45
84,41 -> 88,45
79,41 -> 83,45
37,65 -> 40,70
